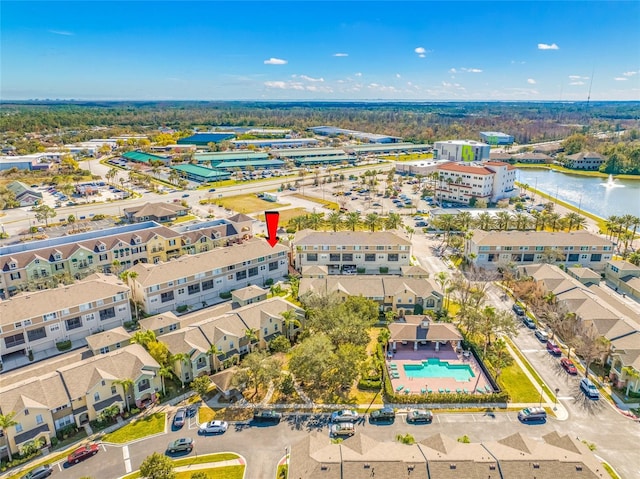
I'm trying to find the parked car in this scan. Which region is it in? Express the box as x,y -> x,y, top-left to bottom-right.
546,340 -> 562,356
560,358 -> 578,375
199,420 -> 228,434
330,423 -> 355,437
415,221 -> 427,227
182,194 -> 190,198
406,409 -> 433,424
522,316 -> 536,329
20,465 -> 52,479
172,408 -> 186,428
517,407 -> 547,423
534,329 -> 549,342
253,409 -> 282,424
330,409 -> 359,423
369,407 -> 396,423
167,437 -> 194,453
580,378 -> 600,400
208,188 -> 217,192
512,304 -> 525,316
67,443 -> 100,464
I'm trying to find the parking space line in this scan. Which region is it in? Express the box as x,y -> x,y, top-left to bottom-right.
436,415 -> 441,424
123,445 -> 131,473
471,414 -> 477,422
122,445 -> 129,460
101,444 -> 107,452
506,414 -> 514,422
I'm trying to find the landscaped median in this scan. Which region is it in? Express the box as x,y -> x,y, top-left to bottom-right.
101,412 -> 166,444
120,453 -> 244,479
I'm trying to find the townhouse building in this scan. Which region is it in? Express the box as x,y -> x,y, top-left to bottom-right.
299,276 -> 442,317
143,297 -> 303,384
518,263 -> 640,395
435,161 -> 517,205
293,230 -> 412,274
465,230 -> 613,271
0,218 -> 249,297
605,259 -> 640,299
127,238 -> 289,315
0,344 -> 160,458
0,274 -> 130,366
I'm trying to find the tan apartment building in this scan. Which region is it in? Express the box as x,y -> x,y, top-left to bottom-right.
0,274 -> 130,366
299,276 -> 442,316
0,218 -> 250,296
127,238 -> 289,315
605,259 -> 640,300
465,229 -> 613,271
0,344 -> 160,458
293,230 -> 411,274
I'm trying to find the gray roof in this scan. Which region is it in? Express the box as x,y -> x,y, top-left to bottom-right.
85,326 -> 131,351
0,372 -> 70,413
232,285 -> 267,301
299,276 -> 440,301
14,424 -> 50,445
123,202 -> 187,218
294,229 -> 410,247
470,229 -> 612,247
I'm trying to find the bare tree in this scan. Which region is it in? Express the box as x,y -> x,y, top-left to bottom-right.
574,322 -> 610,379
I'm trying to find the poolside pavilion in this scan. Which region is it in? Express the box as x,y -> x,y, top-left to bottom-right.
388,315 -> 462,356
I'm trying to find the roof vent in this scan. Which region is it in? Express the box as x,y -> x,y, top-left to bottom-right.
449,464 -> 456,470
576,465 -> 583,472
533,463 -> 540,469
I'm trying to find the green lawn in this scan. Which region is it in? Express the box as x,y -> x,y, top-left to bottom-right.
102,412 -> 166,444
506,339 -> 557,402
121,453 -> 241,479
497,363 -> 541,403
175,465 -> 244,479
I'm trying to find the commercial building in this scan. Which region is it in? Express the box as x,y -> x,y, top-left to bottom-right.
293,230 -> 412,274
299,275 -> 442,316
149,144 -> 197,153
0,219 -> 248,295
0,274 -> 130,365
433,140 -> 490,162
272,147 -> 354,166
465,230 -> 614,270
123,202 -> 190,223
230,138 -> 319,148
5,181 -> 43,207
194,151 -> 269,165
126,238 -> 289,314
0,154 -> 53,171
308,126 -> 403,143
289,431 -> 605,479
479,131 -> 514,145
177,132 -> 236,146
0,344 -> 161,457
170,164 -> 231,183
395,159 -> 445,176
565,151 -> 606,170
511,152 -> 553,164
209,159 -> 285,170
121,150 -> 170,165
435,161 -> 517,204
346,143 -> 431,157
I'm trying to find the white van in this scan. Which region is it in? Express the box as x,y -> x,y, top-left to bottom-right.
580,378 -> 600,400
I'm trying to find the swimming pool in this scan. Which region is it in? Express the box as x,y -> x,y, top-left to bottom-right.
403,358 -> 474,382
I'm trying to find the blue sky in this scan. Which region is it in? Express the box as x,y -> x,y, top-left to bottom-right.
2,1 -> 639,101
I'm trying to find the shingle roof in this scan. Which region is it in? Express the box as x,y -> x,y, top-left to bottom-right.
566,151 -> 604,161
161,327 -> 211,357
0,372 -> 70,413
128,238 -> 288,286
299,276 -> 440,301
123,202 -> 186,218
0,274 -> 129,327
85,327 -> 132,351
139,311 -> 181,332
294,229 -> 410,246
231,285 -> 267,301
470,229 -> 612,247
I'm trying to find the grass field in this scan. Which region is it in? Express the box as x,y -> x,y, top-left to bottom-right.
215,194 -> 288,214
256,207 -> 308,225
497,363 -> 541,403
506,338 -> 557,402
121,453 -> 242,479
174,465 -> 244,479
380,153 -> 433,162
102,412 -> 166,444
290,193 -> 340,210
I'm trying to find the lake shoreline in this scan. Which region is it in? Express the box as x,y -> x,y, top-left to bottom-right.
514,164 -> 640,181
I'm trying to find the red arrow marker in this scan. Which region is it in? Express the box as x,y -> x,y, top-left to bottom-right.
265,211 -> 280,247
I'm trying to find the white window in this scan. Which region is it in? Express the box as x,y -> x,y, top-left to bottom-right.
148,285 -> 160,293
79,302 -> 92,312
15,424 -> 23,433
95,299 -> 104,306
36,414 -> 43,425
177,277 -> 186,284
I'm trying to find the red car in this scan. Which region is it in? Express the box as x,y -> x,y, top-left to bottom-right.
546,340 -> 562,356
560,358 -> 578,375
68,443 -> 99,464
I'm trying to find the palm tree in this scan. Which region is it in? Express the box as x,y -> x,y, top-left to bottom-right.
168,169 -> 180,186
378,328 -> 391,358
455,211 -> 473,231
207,344 -> 224,372
628,251 -> 640,266
475,212 -> 494,231
345,212 -> 361,231
364,213 -> 382,232
289,215 -> 306,232
564,212 -> 586,232
306,212 -> 324,231
547,212 -> 561,231
385,212 -> 403,230
512,213 -> 530,231
244,327 -> 259,353
171,353 -> 191,388
435,271 -> 450,309
622,366 -> 640,397
495,211 -> 511,231
0,412 -> 18,462
326,211 -> 343,232
131,330 -> 156,349
281,309 -> 301,341
113,378 -> 134,412
434,214 -> 456,245
405,226 -> 415,240
158,365 -> 173,395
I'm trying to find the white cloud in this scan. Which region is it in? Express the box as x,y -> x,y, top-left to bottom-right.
461,67 -> 482,73
569,81 -> 585,85
414,46 -> 428,58
367,83 -> 398,92
569,75 -> 589,80
48,29 -> 74,36
396,73 -> 401,79
354,72 -> 362,77
295,74 -> 324,82
511,60 -> 526,64
623,71 -> 638,77
264,58 -> 287,65
527,78 -> 536,84
333,53 -> 348,57
264,81 -> 288,89
614,77 -> 628,81
449,68 -> 457,74
264,80 -> 332,93
538,43 -> 559,50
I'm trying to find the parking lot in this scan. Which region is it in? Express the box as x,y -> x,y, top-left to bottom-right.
37,182 -> 129,209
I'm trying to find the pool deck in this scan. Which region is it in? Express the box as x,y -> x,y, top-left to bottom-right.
387,343 -> 493,395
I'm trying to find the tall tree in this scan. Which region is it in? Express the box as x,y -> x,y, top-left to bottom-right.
326,211 -> 343,232
32,204 -> 56,227
139,452 -> 176,479
113,378 -> 134,412
345,212 -> 361,231
0,412 -> 18,462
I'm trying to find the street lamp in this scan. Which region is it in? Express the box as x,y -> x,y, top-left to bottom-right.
554,388 -> 560,411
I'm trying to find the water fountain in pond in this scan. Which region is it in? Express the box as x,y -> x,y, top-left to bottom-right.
601,174 -> 625,188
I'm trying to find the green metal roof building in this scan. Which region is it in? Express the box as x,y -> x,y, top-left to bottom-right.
170,164 -> 231,182
345,143 -> 432,155
122,150 -> 170,164
194,151 -> 269,163
293,155 -> 353,166
209,159 -> 285,170
273,147 -> 347,159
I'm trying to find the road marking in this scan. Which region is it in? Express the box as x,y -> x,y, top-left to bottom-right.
101,444 -> 107,452
506,414 -> 514,422
520,349 -> 539,353
558,396 -> 575,400
471,414 -> 477,422
123,446 -> 132,473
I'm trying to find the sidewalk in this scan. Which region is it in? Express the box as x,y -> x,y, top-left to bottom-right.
503,340 -> 569,420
